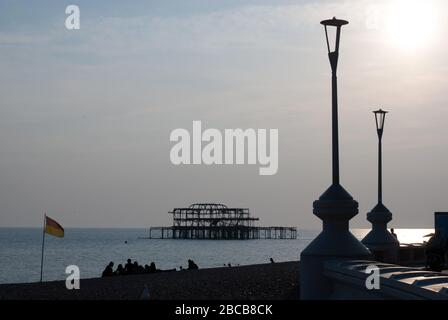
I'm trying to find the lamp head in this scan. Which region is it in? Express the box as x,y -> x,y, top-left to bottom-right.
373,108 -> 388,136
320,17 -> 349,67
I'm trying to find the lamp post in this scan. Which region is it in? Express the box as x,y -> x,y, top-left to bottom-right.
374,109 -> 387,204
362,109 -> 399,263
300,17 -> 371,299
323,17 -> 347,185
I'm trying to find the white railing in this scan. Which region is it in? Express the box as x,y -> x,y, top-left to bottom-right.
324,260 -> 448,300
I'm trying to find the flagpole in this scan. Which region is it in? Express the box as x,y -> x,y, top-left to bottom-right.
40,213 -> 46,282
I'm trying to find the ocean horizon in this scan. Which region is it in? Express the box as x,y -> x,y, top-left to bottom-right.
0,228 -> 433,284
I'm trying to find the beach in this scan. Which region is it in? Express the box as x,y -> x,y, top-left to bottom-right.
0,261 -> 300,300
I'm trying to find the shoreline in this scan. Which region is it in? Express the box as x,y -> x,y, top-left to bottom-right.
0,261 -> 300,300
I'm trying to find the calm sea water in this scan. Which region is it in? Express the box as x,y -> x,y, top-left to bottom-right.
0,228 -> 432,284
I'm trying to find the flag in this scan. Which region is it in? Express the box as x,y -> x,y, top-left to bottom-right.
44,215 -> 64,238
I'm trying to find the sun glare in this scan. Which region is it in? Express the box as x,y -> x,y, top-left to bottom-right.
386,0 -> 439,50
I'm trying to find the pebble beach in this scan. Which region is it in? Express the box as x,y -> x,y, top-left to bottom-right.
0,261 -> 300,300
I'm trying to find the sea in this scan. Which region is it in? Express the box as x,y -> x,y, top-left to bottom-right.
0,228 -> 433,284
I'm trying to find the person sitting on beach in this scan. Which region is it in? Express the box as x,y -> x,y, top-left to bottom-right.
390,228 -> 398,240
102,261 -> 114,277
115,264 -> 124,276
133,261 -> 140,274
125,259 -> 133,274
188,259 -> 199,270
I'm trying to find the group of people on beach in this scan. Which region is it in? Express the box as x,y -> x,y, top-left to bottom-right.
101,258 -> 199,277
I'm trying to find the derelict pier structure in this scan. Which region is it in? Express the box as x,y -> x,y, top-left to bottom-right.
149,203 -> 297,240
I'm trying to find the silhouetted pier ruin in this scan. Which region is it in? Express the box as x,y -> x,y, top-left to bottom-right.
149,203 -> 297,240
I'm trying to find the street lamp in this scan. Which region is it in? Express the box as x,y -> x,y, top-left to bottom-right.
362,109 -> 399,263
374,109 -> 387,203
321,17 -> 348,185
300,18 -> 371,300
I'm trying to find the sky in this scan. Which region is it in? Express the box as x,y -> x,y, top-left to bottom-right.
0,0 -> 447,229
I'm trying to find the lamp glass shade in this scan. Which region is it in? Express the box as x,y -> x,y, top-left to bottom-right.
321,17 -> 348,54
373,109 -> 388,131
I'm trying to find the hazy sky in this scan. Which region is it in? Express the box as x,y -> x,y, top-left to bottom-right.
0,0 -> 447,228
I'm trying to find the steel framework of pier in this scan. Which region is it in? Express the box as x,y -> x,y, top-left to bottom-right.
149,203 -> 297,240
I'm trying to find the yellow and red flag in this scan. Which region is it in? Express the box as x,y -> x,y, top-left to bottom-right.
44,215 -> 64,238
